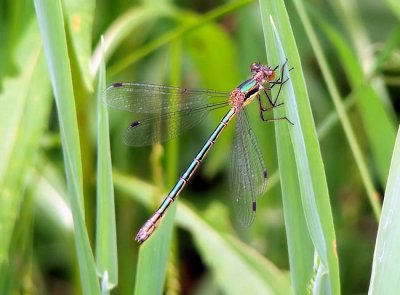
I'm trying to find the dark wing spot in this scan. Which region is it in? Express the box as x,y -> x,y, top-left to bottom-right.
252,201 -> 256,212
112,82 -> 123,87
130,121 -> 140,128
263,169 -> 268,179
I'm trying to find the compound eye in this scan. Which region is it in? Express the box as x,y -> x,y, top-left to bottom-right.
268,71 -> 275,81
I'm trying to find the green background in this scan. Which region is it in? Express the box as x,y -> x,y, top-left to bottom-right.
1,0 -> 399,294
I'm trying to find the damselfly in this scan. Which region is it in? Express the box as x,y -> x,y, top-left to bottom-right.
106,60 -> 292,244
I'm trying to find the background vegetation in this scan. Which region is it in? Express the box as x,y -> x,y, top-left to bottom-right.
1,0 -> 399,294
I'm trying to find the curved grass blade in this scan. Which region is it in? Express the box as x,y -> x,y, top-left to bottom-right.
33,0 -> 100,293
106,0 -> 253,77
134,204 -> 177,295
316,14 -> 396,187
90,6 -> 165,76
369,127 -> 400,294
274,110 -> 314,293
259,0 -> 340,293
0,20 -> 51,265
96,37 -> 118,290
292,0 -> 381,220
63,0 -> 95,90
383,0 -> 400,19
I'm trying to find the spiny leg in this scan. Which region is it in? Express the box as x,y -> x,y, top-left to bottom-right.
261,114 -> 294,125
270,58 -> 289,106
257,94 -> 286,121
257,94 -> 294,125
258,59 -> 294,125
257,93 -> 283,113
260,76 -> 289,109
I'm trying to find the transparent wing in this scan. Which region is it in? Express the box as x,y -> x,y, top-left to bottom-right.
105,82 -> 229,113
230,110 -> 267,226
124,103 -> 228,146
106,82 -> 230,146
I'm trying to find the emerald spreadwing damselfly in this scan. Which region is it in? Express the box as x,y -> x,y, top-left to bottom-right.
106,60 -> 292,243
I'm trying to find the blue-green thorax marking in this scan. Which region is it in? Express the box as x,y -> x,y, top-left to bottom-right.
238,78 -> 257,92
240,79 -> 261,101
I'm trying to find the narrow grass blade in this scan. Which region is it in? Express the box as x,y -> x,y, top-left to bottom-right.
134,204 -> 176,295
133,43 -> 183,295
316,10 -> 396,187
96,37 -> 118,289
33,163 -> 73,233
90,6 -> 163,76
259,0 -> 340,293
274,112 -> 314,292
0,20 -> 51,263
63,0 -> 95,90
369,126 -> 400,294
33,0 -> 100,293
106,0 -> 252,77
383,0 -> 400,19
291,0 -> 381,220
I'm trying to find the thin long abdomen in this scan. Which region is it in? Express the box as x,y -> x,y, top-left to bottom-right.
135,108 -> 237,243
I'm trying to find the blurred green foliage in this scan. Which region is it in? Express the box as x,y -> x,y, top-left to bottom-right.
0,0 -> 399,294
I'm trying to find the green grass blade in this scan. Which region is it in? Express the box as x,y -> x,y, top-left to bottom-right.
33,0 -> 100,293
315,23 -> 400,144
316,8 -> 396,187
90,5 -> 163,76
106,0 -> 252,77
96,37 -> 118,289
133,42 -> 183,295
274,111 -> 314,292
33,162 -> 72,233
259,1 -> 340,293
369,126 -> 400,294
291,0 -> 381,220
383,1 -> 400,29
372,24 -> 400,74
63,0 -> 95,91
0,20 -> 51,264
133,205 -> 176,295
